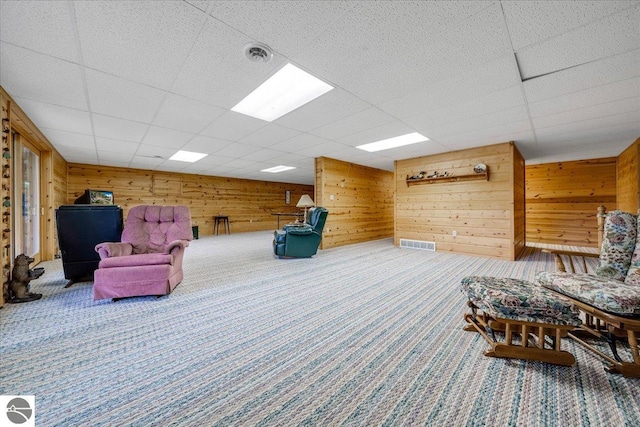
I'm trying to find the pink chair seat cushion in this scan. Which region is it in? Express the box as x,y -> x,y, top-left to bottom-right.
98,252 -> 173,269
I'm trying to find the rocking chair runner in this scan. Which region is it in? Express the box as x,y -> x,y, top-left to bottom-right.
462,276 -> 581,366
536,206 -> 640,378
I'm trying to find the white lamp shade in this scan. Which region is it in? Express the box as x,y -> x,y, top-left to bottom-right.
296,194 -> 315,208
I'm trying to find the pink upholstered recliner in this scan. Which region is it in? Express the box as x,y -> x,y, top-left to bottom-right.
93,205 -> 193,301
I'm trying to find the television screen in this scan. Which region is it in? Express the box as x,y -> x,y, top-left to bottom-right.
74,189 -> 114,205
89,190 -> 114,205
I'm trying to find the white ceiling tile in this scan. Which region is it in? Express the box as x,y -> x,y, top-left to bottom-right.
403,85 -> 526,131
171,17 -> 287,108
95,138 -> 139,154
516,5 -> 640,79
523,49 -> 640,103
85,69 -> 167,123
215,142 -> 259,158
238,124 -> 301,148
224,158 -> 259,169
535,111 -> 640,141
155,161 -> 191,173
308,107 -> 397,141
292,1 -> 496,103
241,148 -> 282,162
74,0 -> 206,89
200,111 -> 267,141
275,88 -> 370,132
502,1 -> 639,50
184,1 -> 211,13
294,141 -> 350,157
98,151 -> 134,164
337,121 -> 417,147
427,105 -> 530,139
209,1 -> 352,58
379,55 -> 520,119
55,146 -> 98,163
129,155 -> 166,169
437,120 -> 533,148
270,133 -> 328,153
191,154 -> 235,167
527,139 -> 633,164
385,140 -> 451,161
535,119 -> 640,143
266,152 -> 306,166
141,126 -> 195,149
153,93 -> 225,133
39,128 -> 95,150
0,0 -> 78,62
136,144 -> 180,160
529,77 -> 640,117
0,43 -> 87,109
532,97 -> 640,129
92,114 -> 148,142
180,135 -> 230,154
13,97 -> 93,135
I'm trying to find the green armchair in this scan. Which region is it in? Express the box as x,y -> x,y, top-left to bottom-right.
273,207 -> 328,258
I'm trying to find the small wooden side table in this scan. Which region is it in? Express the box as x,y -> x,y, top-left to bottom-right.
213,216 -> 230,235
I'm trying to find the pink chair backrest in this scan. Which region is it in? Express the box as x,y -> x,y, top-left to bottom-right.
122,205 -> 193,254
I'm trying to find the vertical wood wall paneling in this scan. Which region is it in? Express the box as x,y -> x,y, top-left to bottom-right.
525,158 -> 616,247
67,164 -> 313,235
512,144 -> 526,259
315,157 -> 394,249
395,142 -> 520,260
617,137 -> 640,213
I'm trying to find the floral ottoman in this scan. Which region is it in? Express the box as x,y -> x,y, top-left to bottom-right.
461,276 -> 581,366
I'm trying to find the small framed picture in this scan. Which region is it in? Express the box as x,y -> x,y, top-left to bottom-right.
285,190 -> 291,205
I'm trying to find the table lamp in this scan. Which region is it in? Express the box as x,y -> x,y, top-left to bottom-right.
296,194 -> 315,223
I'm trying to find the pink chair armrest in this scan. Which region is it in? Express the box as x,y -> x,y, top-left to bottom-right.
95,242 -> 133,259
165,240 -> 189,254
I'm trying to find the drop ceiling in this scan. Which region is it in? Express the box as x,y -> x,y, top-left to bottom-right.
1,0 -> 638,185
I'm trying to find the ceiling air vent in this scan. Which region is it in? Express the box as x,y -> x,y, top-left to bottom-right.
244,42 -> 273,63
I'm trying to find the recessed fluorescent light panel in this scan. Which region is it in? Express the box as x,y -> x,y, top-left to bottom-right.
169,150 -> 207,162
231,63 -> 334,122
356,132 -> 429,152
261,165 -> 296,173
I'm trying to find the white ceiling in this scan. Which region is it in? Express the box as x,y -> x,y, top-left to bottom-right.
1,1 -> 639,185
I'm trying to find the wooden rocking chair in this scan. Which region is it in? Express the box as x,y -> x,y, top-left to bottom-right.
538,206 -> 640,378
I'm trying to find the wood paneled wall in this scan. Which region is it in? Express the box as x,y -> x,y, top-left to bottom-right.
617,137 -> 640,214
315,157 -> 394,249
525,158 -> 616,247
0,87 -> 68,308
395,142 -> 524,260
512,146 -> 526,258
67,164 -> 313,236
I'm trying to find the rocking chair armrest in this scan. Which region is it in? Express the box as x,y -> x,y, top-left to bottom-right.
165,239 -> 189,254
541,249 -> 599,273
95,242 -> 133,259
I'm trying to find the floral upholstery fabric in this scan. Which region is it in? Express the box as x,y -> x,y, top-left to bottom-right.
625,212 -> 640,286
461,276 -> 581,326
536,271 -> 640,317
596,210 -> 636,281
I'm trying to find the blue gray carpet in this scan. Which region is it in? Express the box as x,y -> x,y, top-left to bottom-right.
0,232 -> 637,426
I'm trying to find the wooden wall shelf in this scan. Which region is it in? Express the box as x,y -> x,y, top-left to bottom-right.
406,171 -> 489,186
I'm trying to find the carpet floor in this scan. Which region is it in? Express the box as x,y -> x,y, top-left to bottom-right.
0,232 -> 638,426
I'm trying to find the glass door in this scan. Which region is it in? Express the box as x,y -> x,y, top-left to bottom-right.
13,134 -> 40,264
